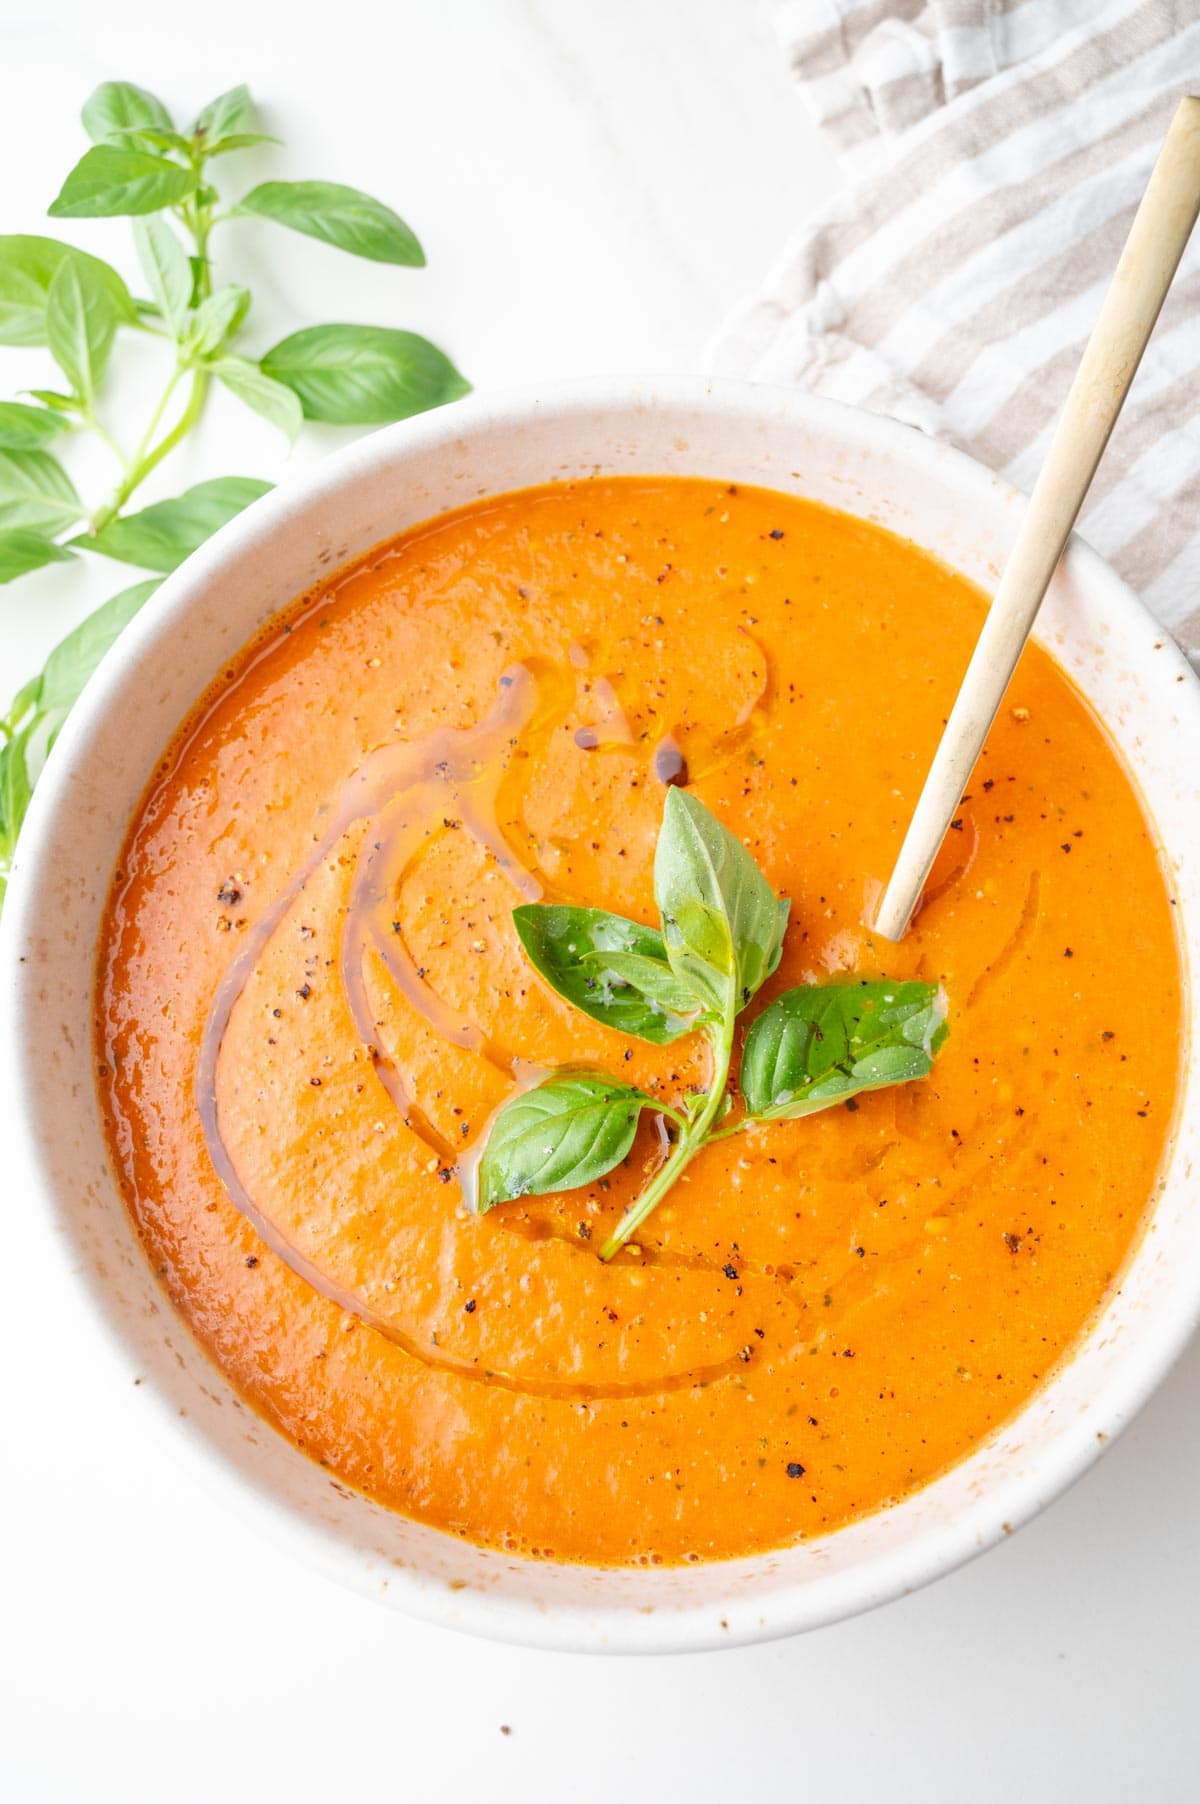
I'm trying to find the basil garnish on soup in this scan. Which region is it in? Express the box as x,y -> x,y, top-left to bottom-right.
479,789 -> 947,1258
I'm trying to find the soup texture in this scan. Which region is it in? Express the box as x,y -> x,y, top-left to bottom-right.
96,478 -> 1181,1566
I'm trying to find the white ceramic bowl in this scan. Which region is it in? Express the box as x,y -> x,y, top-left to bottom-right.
5,379 -> 1198,1653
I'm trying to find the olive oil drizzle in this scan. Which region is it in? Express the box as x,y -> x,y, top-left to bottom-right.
197,664 -> 552,1212
195,649 -> 784,1395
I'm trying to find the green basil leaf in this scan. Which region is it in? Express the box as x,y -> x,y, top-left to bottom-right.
211,357 -> 302,442
182,285 -> 251,358
581,950 -> 705,1014
260,323 -> 469,424
0,724 -> 34,850
132,217 -> 192,335
477,1074 -> 653,1211
513,903 -> 700,1045
740,980 -> 948,1121
23,389 -> 81,415
0,236 -> 134,347
205,133 -> 282,157
0,529 -> 74,584
76,475 -> 272,571
104,126 -> 194,156
239,181 -> 425,266
6,674 -> 43,728
48,144 -> 197,218
37,579 -> 161,713
0,448 -> 81,535
45,253 -> 121,402
192,84 -> 253,142
81,81 -> 174,145
0,402 -> 68,449
653,788 -> 789,1020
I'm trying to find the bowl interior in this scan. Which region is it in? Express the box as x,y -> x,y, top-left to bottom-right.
6,380 -> 1199,1652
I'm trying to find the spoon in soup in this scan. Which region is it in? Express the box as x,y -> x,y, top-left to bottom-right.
872,95 -> 1200,943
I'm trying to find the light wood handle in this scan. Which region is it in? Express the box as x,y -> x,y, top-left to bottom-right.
872,96 -> 1200,942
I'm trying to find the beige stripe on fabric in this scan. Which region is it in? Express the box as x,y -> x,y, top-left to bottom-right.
785,35 -> 855,82
925,0 -> 1177,161
1174,601 -> 1200,651
936,0 -> 998,28
970,266 -> 1200,475
848,91 -> 1171,362
868,64 -> 950,134
785,0 -> 1178,281
789,37 -> 869,83
729,1 -> 1200,654
905,200 -> 1141,405
1106,464 -> 1200,596
824,98 -> 895,158
1079,344 -> 1200,509
718,1 -> 1185,377
784,0 -> 1022,133
783,0 -> 932,81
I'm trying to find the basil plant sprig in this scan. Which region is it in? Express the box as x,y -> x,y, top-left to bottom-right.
478,788 -> 948,1260
0,77 -> 469,906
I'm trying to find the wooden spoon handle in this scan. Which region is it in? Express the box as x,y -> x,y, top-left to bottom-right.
872,96 -> 1200,943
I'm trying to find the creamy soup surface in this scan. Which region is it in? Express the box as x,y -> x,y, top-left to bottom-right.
96,478 -> 1181,1566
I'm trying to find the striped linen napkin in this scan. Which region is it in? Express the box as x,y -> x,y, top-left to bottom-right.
713,0 -> 1200,658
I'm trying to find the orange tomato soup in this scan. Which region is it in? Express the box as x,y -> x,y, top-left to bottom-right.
96,478 -> 1181,1565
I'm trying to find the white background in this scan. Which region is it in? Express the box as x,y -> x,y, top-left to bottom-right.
3,2 -> 1199,1798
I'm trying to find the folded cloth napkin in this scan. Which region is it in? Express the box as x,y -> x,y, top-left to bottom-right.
712,0 -> 1200,658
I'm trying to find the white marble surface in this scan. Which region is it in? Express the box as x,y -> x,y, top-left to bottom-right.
2,3 -> 1198,1799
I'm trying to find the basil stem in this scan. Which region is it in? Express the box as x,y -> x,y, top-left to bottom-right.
597,1009 -> 735,1261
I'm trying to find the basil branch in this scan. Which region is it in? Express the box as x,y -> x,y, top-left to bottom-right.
477,788 -> 949,1257
90,366 -> 208,533
0,75 -> 471,907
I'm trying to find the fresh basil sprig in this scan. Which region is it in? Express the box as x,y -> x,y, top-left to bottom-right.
478,789 -> 948,1257
0,76 -> 471,906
